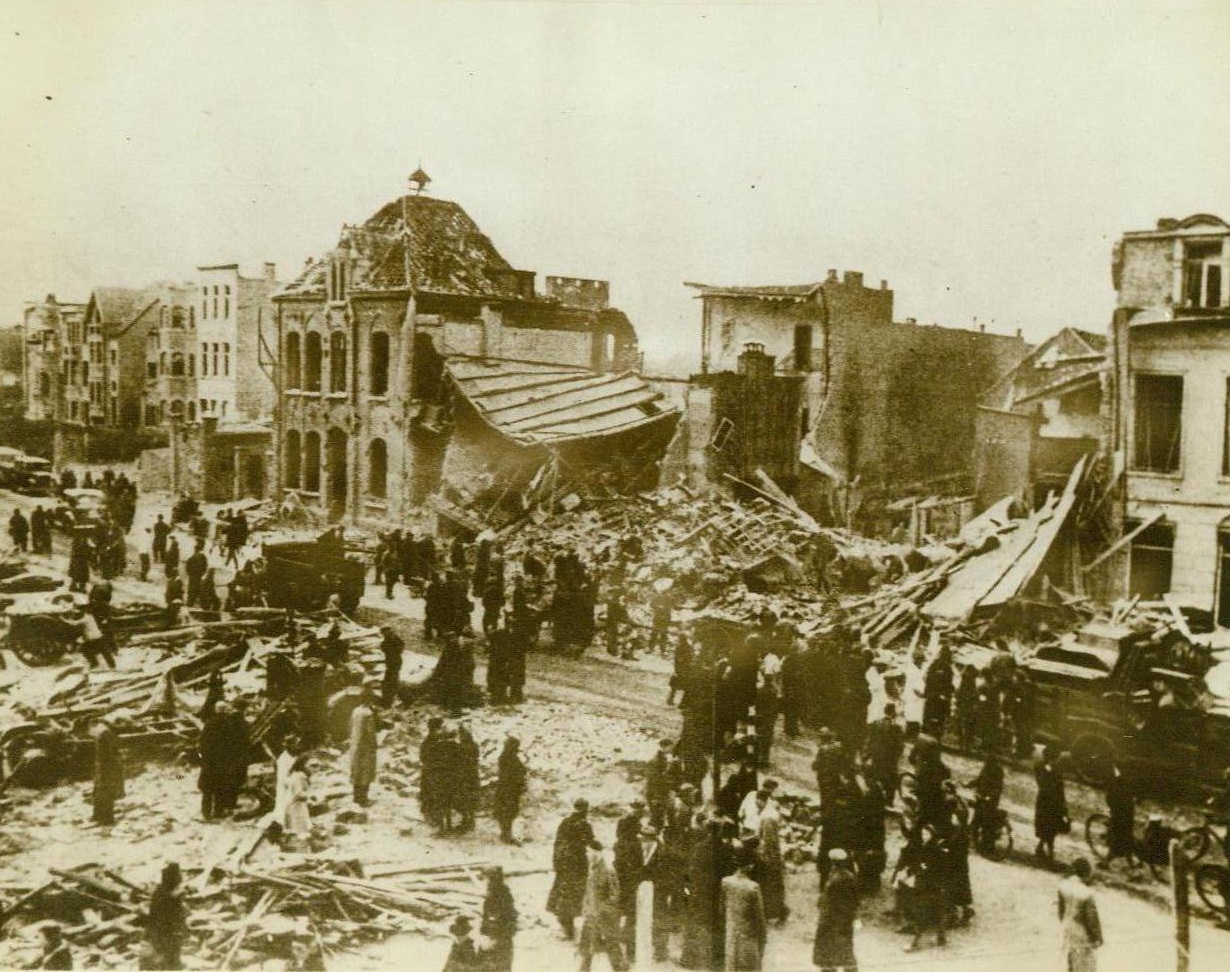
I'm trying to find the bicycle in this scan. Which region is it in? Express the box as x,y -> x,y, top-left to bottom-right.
895,771 -> 968,838
1085,813 -> 1178,881
967,792 -> 1013,862
1176,813 -> 1228,864
1193,861 -> 1230,919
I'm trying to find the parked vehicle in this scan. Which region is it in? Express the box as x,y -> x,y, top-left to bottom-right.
1022,620 -> 1230,796
9,455 -> 55,496
261,537 -> 365,615
0,446 -> 24,487
54,488 -> 109,533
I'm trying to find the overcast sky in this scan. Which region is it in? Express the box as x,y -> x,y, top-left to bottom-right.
2,0 -> 1228,372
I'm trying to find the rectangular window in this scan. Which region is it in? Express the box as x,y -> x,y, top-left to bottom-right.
1132,373 -> 1183,473
147,361 -> 157,379
223,342 -> 230,376
201,342 -> 209,376
1209,264 -> 1224,309
212,296 -> 218,318
212,342 -> 219,375
1183,242 -> 1222,309
1128,519 -> 1174,599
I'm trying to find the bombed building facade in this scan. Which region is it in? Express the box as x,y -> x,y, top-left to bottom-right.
975,327 -> 1108,511
273,175 -> 677,526
1108,213 -> 1230,619
684,274 -> 1028,528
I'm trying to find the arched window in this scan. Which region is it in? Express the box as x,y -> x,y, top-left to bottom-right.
368,437 -> 388,499
304,332 -> 323,392
171,352 -> 185,377
285,332 -> 301,388
369,331 -> 390,396
187,353 -> 195,377
144,403 -> 158,425
303,430 -> 321,492
330,331 -> 347,393
159,351 -> 168,375
169,399 -> 184,421
285,429 -> 301,488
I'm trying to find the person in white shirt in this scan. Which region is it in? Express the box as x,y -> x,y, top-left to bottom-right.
739,779 -> 780,835
902,650 -> 927,738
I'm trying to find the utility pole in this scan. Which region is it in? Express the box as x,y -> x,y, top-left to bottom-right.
1170,839 -> 1190,972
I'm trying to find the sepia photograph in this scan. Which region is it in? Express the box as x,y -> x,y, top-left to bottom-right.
0,0 -> 1229,968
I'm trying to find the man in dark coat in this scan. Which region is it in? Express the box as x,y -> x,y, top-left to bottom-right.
682,818 -> 734,970
1034,745 -> 1068,864
1105,764 -> 1136,866
380,626 -> 404,706
9,508 -> 29,552
813,849 -> 859,972
480,867 -> 517,972
547,799 -> 595,939
419,717 -> 446,829
164,535 -> 181,578
184,543 -> 208,607
454,724 -> 480,833
864,702 -> 905,799
197,703 -> 231,820
922,646 -> 954,740
494,736 -> 526,844
644,739 -> 677,829
152,514 -> 170,563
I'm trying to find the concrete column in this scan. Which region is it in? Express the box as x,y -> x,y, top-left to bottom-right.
481,304 -> 503,359
1172,238 -> 1185,306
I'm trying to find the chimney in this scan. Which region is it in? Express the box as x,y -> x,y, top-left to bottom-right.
843,271 -> 863,288
1015,327 -> 1022,338
263,262 -> 277,282
738,342 -> 775,379
826,269 -> 838,283
1156,217 -> 1179,231
880,279 -> 888,290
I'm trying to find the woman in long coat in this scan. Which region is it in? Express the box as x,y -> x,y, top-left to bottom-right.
1034,745 -> 1068,864
813,851 -> 859,971
348,697 -> 378,806
91,718 -> 125,825
721,860 -> 766,971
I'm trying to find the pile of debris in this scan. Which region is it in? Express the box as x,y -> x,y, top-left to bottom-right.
0,857 -> 490,969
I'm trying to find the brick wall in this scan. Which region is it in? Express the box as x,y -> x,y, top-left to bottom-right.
1116,237 -> 1175,308
974,406 -> 1033,510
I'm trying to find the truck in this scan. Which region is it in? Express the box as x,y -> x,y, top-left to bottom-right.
1022,619 -> 1230,797
260,536 -> 365,615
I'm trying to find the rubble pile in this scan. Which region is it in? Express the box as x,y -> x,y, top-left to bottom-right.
0,858 -> 488,969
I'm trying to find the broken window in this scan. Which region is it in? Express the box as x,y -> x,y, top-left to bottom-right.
304,332 -> 323,392
370,331 -> 390,396
330,332 -> 347,393
303,430 -> 321,492
710,417 -> 735,452
1128,518 -> 1174,599
368,437 -> 387,499
793,324 -> 813,371
285,332 -> 301,388
285,429 -> 302,488
1132,373 -> 1182,473
1183,242 -> 1223,309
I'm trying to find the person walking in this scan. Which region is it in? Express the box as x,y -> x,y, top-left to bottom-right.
1057,858 -> 1103,972
197,703 -> 230,821
722,855 -> 767,971
580,840 -> 627,972
184,542 -> 208,607
380,626 -> 405,706
1034,745 -> 1068,865
90,717 -> 124,825
143,862 -> 187,970
9,508 -> 29,552
419,717 -> 446,830
494,736 -> 526,844
151,514 -> 169,564
164,535 -> 181,579
480,866 -> 517,972
813,849 -> 859,972
1104,763 -> 1136,867
348,692 -> 378,806
455,723 -> 480,833
548,799 -> 595,940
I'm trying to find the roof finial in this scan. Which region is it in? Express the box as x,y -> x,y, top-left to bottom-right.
409,164 -> 431,195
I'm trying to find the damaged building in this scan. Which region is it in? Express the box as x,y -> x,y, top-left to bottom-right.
975,327 -> 1108,511
1106,213 -> 1230,620
684,273 -> 1028,530
273,171 -> 677,527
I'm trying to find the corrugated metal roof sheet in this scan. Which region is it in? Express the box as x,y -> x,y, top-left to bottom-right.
446,357 -> 678,446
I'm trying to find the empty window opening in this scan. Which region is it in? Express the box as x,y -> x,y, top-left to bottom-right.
1132,373 -> 1182,473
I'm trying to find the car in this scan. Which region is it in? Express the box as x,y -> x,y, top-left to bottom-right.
10,455 -> 56,496
0,446 -> 24,488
